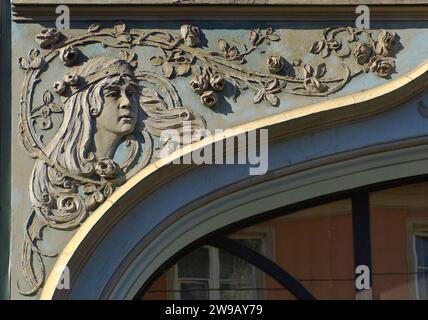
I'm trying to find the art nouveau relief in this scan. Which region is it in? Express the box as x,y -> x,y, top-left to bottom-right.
17,23 -> 400,295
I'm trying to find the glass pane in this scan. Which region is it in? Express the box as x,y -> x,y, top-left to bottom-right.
416,236 -> 428,268
140,245 -> 294,300
180,281 -> 209,300
370,182 -> 428,300
237,239 -> 262,253
415,236 -> 428,299
140,199 -> 354,300
219,241 -> 261,279
220,281 -> 256,300
219,244 -> 260,299
177,247 -> 210,279
416,272 -> 428,300
231,199 -> 355,300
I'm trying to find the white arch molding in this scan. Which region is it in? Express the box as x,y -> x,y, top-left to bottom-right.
40,60 -> 428,300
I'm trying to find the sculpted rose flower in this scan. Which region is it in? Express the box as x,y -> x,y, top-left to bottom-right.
95,158 -> 118,179
35,28 -> 61,49
353,43 -> 372,65
63,73 -> 80,86
267,55 -> 284,74
180,24 -> 201,47
53,81 -> 66,95
376,30 -> 396,57
210,75 -> 225,91
369,56 -> 395,78
57,195 -> 80,214
201,91 -> 218,108
60,46 -> 79,66
190,75 -> 209,94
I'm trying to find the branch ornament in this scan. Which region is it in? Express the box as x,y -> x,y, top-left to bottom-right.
17,23 -> 400,296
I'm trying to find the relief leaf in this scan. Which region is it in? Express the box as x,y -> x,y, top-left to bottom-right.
103,184 -> 113,198
28,49 -> 40,60
118,34 -> 132,43
253,89 -> 265,104
176,63 -> 190,76
315,63 -> 327,78
114,23 -> 126,35
267,33 -> 281,42
94,191 -> 104,204
265,27 -> 273,36
88,24 -> 101,33
150,56 -> 165,66
162,61 -> 175,78
310,40 -> 325,54
119,50 -> 135,62
265,79 -> 278,91
85,196 -> 97,211
43,90 -> 53,105
218,38 -> 228,52
18,57 -> 30,70
49,103 -> 63,113
304,64 -> 314,78
321,47 -> 331,58
265,93 -> 279,106
190,63 -> 200,74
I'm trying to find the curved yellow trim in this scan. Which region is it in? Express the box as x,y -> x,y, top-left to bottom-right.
40,59 -> 428,300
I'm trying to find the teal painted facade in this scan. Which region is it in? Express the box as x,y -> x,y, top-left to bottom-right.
2,1 -> 428,299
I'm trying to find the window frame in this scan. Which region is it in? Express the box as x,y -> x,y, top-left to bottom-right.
168,228 -> 272,300
407,220 -> 428,300
140,176 -> 428,300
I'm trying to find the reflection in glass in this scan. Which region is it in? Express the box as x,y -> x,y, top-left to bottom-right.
179,282 -> 209,300
231,199 -> 355,300
141,199 -> 354,300
415,235 -> 428,299
177,248 -> 210,279
370,182 -> 428,300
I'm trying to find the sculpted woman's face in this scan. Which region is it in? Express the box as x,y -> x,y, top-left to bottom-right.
96,80 -> 139,136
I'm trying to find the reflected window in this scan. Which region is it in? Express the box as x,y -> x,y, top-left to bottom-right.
231,199 -> 355,300
141,200 -> 353,300
415,233 -> 428,299
174,237 -> 265,300
371,182 -> 428,300
140,181 -> 428,300
176,247 -> 210,300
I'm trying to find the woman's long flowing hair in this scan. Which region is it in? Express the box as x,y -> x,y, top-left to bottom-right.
20,57 -> 139,295
19,57 -> 207,295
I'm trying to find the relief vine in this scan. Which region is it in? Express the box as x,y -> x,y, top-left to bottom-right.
17,23 -> 400,295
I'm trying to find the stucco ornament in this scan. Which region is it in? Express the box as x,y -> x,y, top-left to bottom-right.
375,30 -> 397,57
150,25 -> 401,107
266,55 -> 285,74
18,24 -> 206,296
310,27 -> 399,78
18,23 -> 401,296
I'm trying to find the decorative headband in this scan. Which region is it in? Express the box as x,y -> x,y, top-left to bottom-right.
53,60 -> 135,102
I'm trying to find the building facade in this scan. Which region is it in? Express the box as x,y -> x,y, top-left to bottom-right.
1,0 -> 428,300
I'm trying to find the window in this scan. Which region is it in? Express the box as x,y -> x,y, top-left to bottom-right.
140,181 -> 428,300
231,199 -> 355,300
414,232 -> 428,299
172,235 -> 267,300
371,183 -> 428,299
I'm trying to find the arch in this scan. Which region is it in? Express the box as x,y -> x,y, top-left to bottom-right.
40,60 -> 428,299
